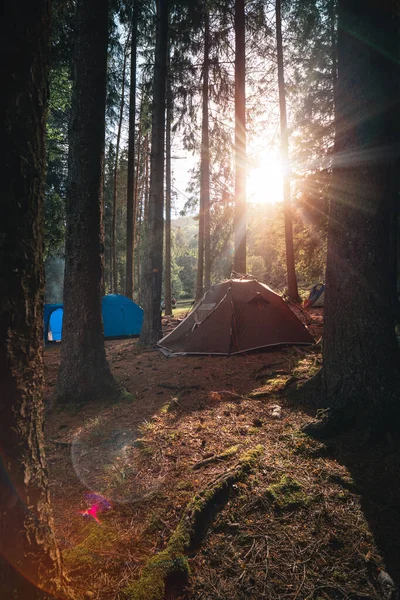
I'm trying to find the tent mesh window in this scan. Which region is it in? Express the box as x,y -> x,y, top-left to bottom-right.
195,302 -> 217,324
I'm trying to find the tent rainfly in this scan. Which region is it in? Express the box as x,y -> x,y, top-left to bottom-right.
158,279 -> 314,356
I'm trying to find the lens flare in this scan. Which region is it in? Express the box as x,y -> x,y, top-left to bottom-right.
79,492 -> 112,524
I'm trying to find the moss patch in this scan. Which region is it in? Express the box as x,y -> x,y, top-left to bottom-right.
266,475 -> 310,510
250,375 -> 291,398
63,523 -> 117,571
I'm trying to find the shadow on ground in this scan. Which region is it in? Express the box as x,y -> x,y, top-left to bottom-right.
331,431 -> 400,586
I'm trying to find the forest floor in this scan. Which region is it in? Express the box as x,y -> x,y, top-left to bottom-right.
43,307 -> 400,600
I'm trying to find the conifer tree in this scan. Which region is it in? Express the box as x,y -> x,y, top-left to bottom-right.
164,61 -> 173,315
140,0 -> 169,345
234,0 -> 247,275
276,0 -> 300,301
126,0 -> 139,299
57,0 -> 121,402
305,0 -> 400,436
1,1 -> 71,596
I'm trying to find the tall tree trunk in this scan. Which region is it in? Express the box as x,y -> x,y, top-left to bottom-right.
196,7 -> 211,298
195,186 -> 205,300
57,0 -> 120,403
164,72 -> 173,316
234,0 -> 247,275
125,3 -> 138,300
132,95 -> 144,295
276,0 -> 299,302
328,0 -> 337,120
313,0 -> 400,433
100,156 -> 106,296
0,1 -> 70,597
203,9 -> 211,291
397,215 -> 400,300
136,183 -> 144,304
137,132 -> 150,303
144,133 -> 150,221
139,0 -> 169,345
112,41 -> 129,294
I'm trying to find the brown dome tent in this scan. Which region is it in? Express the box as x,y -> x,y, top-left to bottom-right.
158,279 -> 314,356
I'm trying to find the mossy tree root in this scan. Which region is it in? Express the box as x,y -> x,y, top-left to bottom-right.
123,445 -> 264,600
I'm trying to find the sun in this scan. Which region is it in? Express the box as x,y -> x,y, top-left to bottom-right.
247,153 -> 284,205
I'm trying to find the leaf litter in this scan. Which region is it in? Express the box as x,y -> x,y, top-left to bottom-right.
43,308 -> 399,600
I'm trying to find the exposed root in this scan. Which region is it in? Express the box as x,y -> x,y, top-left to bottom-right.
123,445 -> 264,600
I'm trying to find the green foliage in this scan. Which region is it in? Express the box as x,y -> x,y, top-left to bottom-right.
44,0 -> 74,262
247,255 -> 266,280
285,0 -> 336,170
282,0 -> 335,280
172,220 -> 198,298
45,66 -> 71,259
248,204 -> 286,287
247,202 -> 325,287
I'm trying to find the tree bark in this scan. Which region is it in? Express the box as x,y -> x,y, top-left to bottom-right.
143,132 -> 150,223
276,0 -> 300,302
312,0 -> 400,433
132,97 -> 144,295
137,132 -> 150,304
139,0 -> 169,345
0,1 -> 71,597
195,174 -> 205,302
57,0 -> 121,403
328,0 -> 337,121
100,154 -> 106,296
233,0 -> 247,275
164,71 -> 173,316
203,9 -> 211,292
112,40 -> 129,294
125,3 -> 138,300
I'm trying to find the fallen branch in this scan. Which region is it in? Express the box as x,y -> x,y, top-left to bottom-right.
192,445 -> 239,470
123,445 -> 264,600
210,390 -> 247,401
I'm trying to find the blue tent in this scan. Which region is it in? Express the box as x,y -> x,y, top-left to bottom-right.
44,304 -> 63,342
102,294 -> 143,338
44,294 -> 143,343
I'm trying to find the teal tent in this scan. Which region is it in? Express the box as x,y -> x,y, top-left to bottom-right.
44,294 -> 143,343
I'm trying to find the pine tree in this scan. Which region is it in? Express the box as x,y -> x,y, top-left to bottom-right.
164,59 -> 173,315
112,37 -> 129,293
0,1 -> 71,596
276,0 -> 300,301
126,0 -> 139,299
203,8 -> 211,291
305,0 -> 400,436
57,0 -> 121,403
139,0 -> 169,345
234,0 -> 247,275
